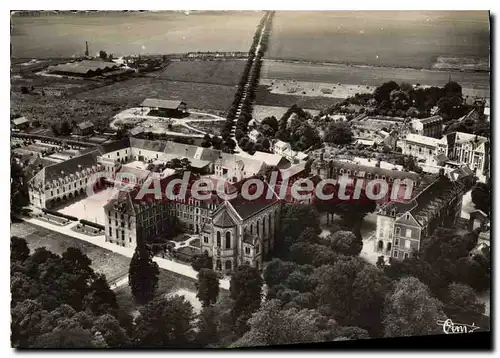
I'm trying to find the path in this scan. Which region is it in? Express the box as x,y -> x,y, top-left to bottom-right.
20,216 -> 230,290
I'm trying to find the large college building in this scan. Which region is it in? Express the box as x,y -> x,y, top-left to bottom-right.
28,137 -> 286,274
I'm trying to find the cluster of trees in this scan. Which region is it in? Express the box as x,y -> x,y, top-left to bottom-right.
444,113 -> 490,137
323,122 -> 354,145
201,134 -> 236,153
471,181 -> 491,216
98,50 -> 114,62
11,237 -> 132,348
51,120 -> 73,136
275,105 -> 321,151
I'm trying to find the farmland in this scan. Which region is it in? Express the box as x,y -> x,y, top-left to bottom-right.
267,11 -> 490,70
158,59 -> 247,86
76,77 -> 236,111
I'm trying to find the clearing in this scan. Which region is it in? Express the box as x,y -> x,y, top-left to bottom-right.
158,59 -> 247,86
76,77 -> 237,111
252,105 -> 319,121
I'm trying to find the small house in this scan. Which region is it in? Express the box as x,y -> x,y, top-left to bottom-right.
12,117 -> 30,131
75,121 -> 95,136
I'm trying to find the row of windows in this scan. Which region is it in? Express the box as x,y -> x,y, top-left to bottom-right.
49,178 -> 89,196
108,227 -> 132,243
393,250 -> 410,259
395,227 -> 413,238
394,238 -> 411,249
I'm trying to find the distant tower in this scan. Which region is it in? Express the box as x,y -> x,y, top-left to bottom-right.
85,41 -> 89,57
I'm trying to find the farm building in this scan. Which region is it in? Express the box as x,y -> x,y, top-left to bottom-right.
12,117 -> 30,130
75,121 -> 95,136
140,98 -> 188,118
47,60 -> 119,78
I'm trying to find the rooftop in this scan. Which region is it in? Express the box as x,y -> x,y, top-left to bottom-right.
141,98 -> 186,110
405,133 -> 446,147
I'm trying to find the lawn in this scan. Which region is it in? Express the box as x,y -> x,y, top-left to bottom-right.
11,222 -> 130,284
158,60 -> 247,86
187,121 -> 227,135
253,104 -> 319,121
76,77 -> 236,111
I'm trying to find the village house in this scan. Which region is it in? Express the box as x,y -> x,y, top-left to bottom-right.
75,121 -> 95,136
411,115 -> 443,138
401,133 -> 448,162
141,98 -> 188,118
12,117 -> 30,131
375,174 -> 468,260
445,131 -> 489,177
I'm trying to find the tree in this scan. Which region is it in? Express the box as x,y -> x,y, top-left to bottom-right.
201,134 -> 211,148
471,181 -> 490,216
261,116 -> 279,132
196,268 -> 219,307
374,81 -> 400,103
99,50 -> 108,60
191,252 -> 213,272
328,231 -> 362,256
383,277 -> 446,337
263,259 -> 297,287
92,314 -> 131,348
11,236 -> 30,262
229,265 -> 263,334
277,204 -> 321,255
128,243 -> 160,305
313,258 -> 391,336
323,122 -> 353,145
83,274 -> 119,317
232,299 -> 328,347
195,306 -> 219,347
444,283 -> 484,320
133,295 -> 195,347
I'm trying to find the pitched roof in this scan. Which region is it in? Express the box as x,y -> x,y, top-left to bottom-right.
43,150 -> 100,183
141,98 -> 185,109
219,153 -> 265,174
213,209 -> 237,228
78,121 -> 94,130
417,115 -> 443,125
98,137 -> 131,154
12,117 -> 29,126
228,180 -> 279,220
239,151 -> 291,169
405,133 -> 446,147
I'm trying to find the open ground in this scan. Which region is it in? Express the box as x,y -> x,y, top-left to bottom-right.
157,59 -> 246,86
76,77 -> 236,112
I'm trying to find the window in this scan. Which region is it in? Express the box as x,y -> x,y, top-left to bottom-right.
204,236 -> 209,244
245,247 -> 251,255
117,152 -> 120,156
394,238 -> 399,247
50,190 -> 53,196
250,224 -> 253,235
216,232 -> 221,247
393,250 -> 399,258
225,261 -> 232,270
405,240 -> 411,249
128,221 -> 131,230
109,228 -> 112,237
395,227 -> 401,236
109,218 -> 111,225
255,245 -> 260,254
116,229 -> 119,238
404,252 -> 409,259
405,229 -> 411,238
225,232 -> 231,249
129,237 -> 132,243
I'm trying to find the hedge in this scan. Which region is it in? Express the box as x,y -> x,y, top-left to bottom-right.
42,208 -> 78,221
79,219 -> 105,231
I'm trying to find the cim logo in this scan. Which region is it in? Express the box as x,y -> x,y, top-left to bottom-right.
437,319 -> 480,334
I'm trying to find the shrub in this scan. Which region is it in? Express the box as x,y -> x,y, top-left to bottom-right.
79,219 -> 105,231
41,208 -> 78,221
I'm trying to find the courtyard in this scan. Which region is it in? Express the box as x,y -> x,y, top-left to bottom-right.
58,186 -> 118,226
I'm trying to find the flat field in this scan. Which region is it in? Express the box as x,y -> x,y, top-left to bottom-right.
12,11 -> 263,58
267,11 -> 490,69
261,60 -> 490,91
158,60 -> 246,86
10,222 -> 130,284
76,78 -> 235,111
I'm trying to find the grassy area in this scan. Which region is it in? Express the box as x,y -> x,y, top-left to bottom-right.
11,222 -> 130,284
76,77 -> 236,111
255,84 -> 341,110
158,60 -> 246,86
187,121 -> 226,135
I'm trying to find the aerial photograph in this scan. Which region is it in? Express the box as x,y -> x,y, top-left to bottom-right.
10,10 -> 491,349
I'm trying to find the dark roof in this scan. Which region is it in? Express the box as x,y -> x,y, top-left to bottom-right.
229,180 -> 279,220
418,115 -> 443,125
141,98 -> 186,109
213,210 -> 236,228
44,150 -> 100,183
98,137 -> 131,154
103,189 -> 138,216
78,121 -> 94,130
